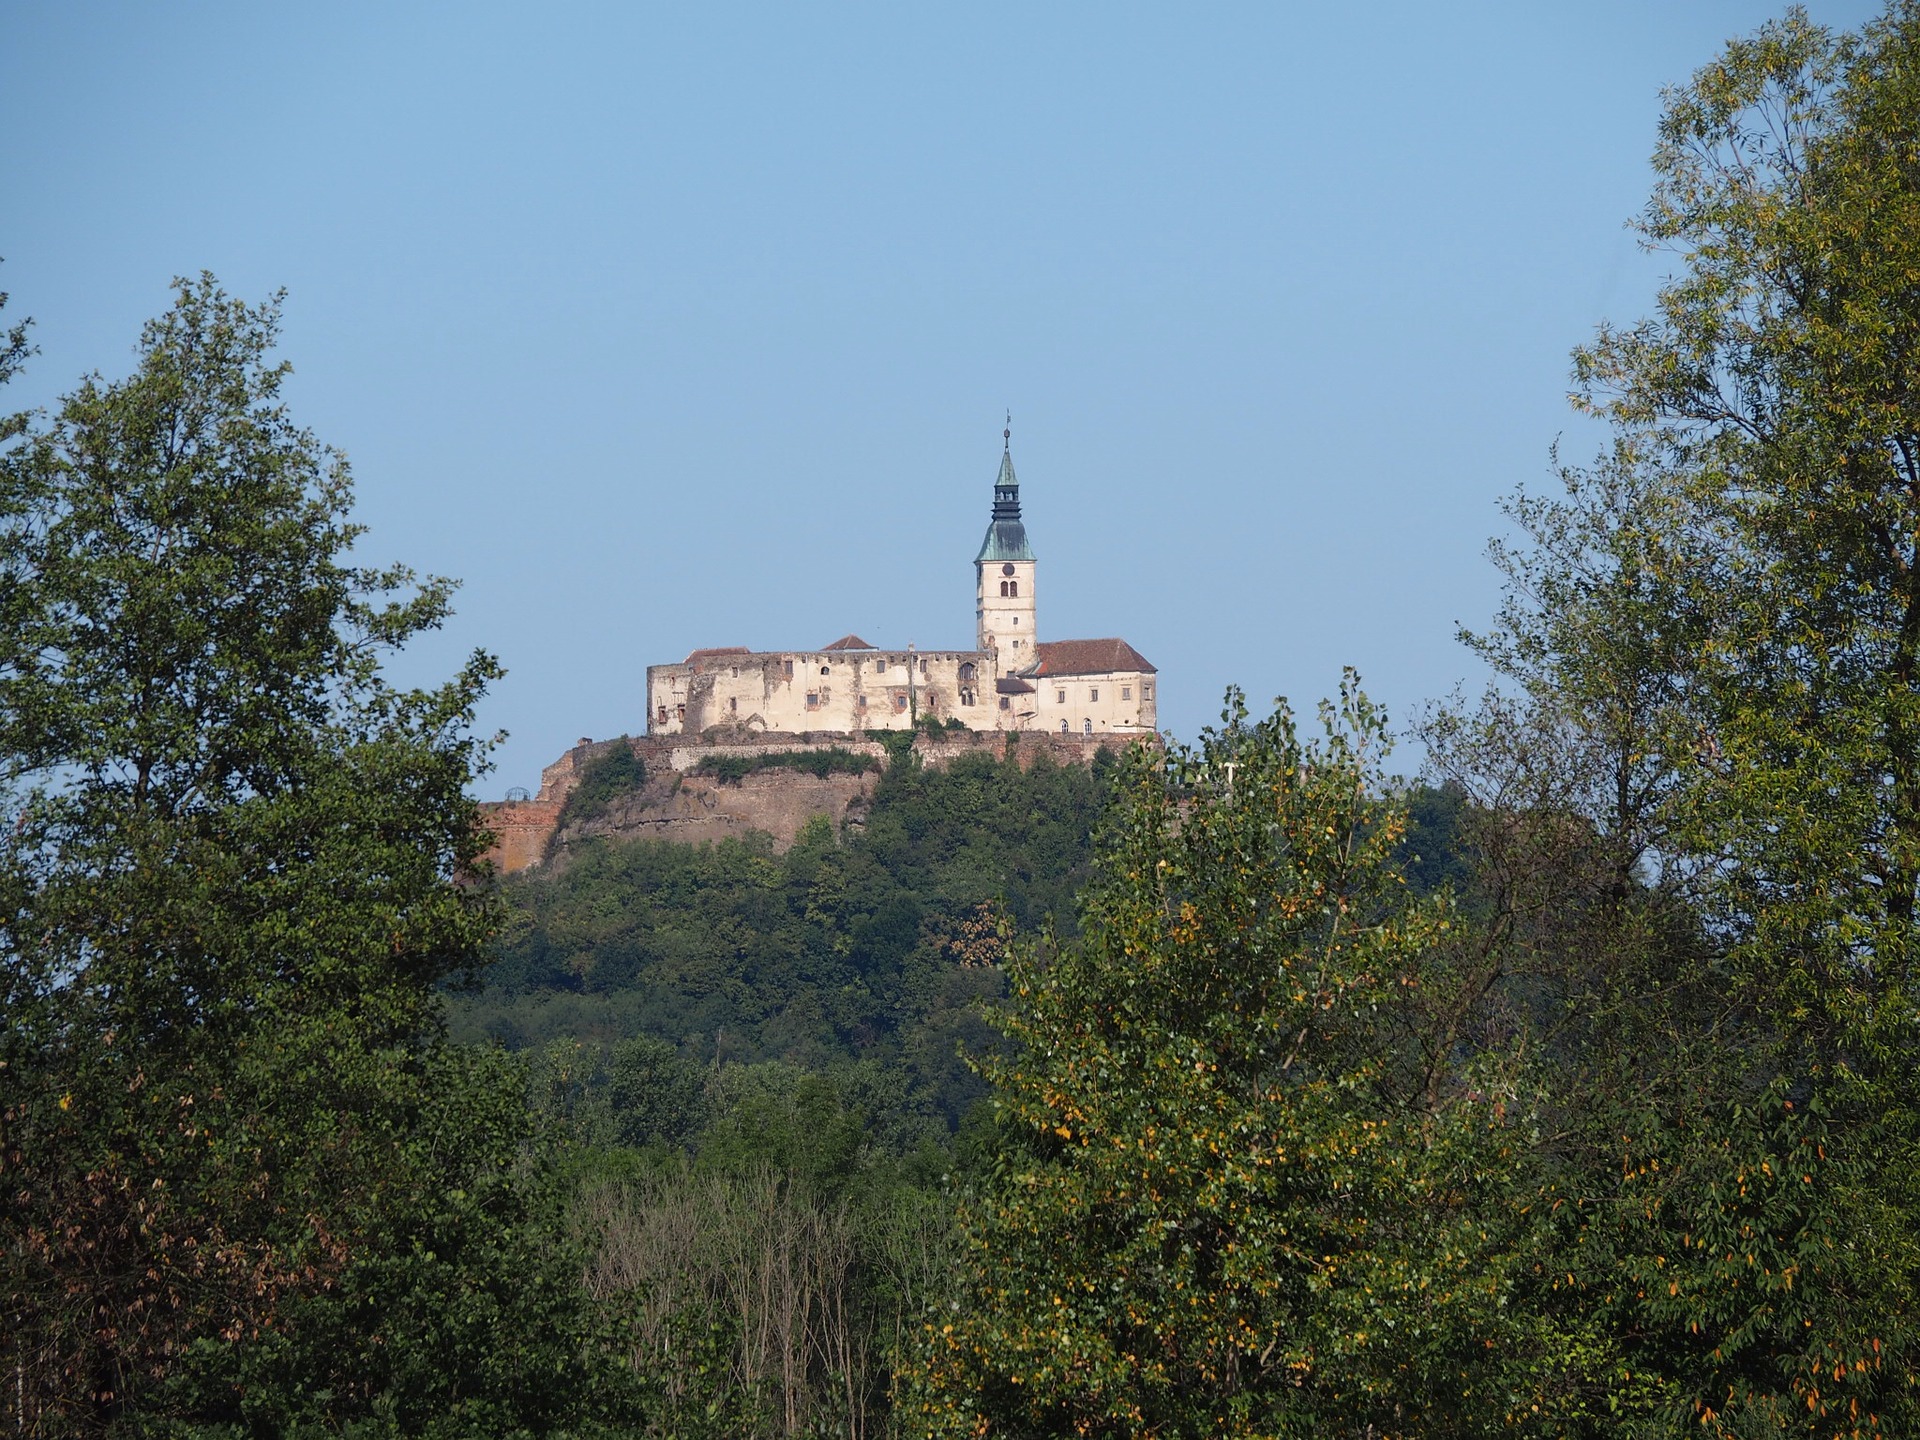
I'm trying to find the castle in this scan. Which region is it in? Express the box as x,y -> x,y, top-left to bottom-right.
477,436 -> 1159,873
646,436 -> 1158,738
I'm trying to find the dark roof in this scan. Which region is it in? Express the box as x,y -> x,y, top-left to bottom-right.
686,646 -> 751,664
975,448 -> 1036,563
822,634 -> 877,651
996,676 -> 1037,695
1035,638 -> 1157,677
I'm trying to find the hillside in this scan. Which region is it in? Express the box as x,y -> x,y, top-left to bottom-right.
454,743 -> 1123,1138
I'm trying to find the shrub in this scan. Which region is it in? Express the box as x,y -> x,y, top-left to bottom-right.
693,747 -> 877,785
561,741 -> 646,824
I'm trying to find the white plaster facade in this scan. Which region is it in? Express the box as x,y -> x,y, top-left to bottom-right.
645,441 -> 1156,738
1034,645 -> 1159,736
647,645 -> 991,735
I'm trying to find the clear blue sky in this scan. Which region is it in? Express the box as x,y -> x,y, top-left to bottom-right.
0,1 -> 1881,792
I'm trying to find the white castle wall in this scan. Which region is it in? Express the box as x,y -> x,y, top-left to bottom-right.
647,649 -> 992,736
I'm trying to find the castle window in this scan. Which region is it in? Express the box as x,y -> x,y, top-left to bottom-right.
894,693 -> 908,712
657,705 -> 668,724
821,666 -> 830,676
1059,719 -> 1069,734
999,697 -> 1010,710
1008,580 -> 1018,597
1143,684 -> 1153,700
857,695 -> 867,709
1083,718 -> 1093,736
959,662 -> 976,683
806,692 -> 820,710
1056,689 -> 1066,704
1121,685 -> 1131,701
1011,615 -> 1018,625
1089,687 -> 1099,702
676,705 -> 685,722
729,697 -> 738,713
784,660 -> 793,678
960,688 -> 975,706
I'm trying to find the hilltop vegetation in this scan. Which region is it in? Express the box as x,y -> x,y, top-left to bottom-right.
15,6 -> 1920,1437
460,745 -> 1117,1134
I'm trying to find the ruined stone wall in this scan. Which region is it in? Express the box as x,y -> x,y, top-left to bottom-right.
646,650 -> 993,736
474,798 -> 564,875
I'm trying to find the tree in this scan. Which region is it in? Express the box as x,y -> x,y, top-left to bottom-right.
903,685 -> 1583,1438
1433,6 -> 1920,1431
0,276 -> 632,1435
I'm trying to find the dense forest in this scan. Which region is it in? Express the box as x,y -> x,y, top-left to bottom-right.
13,6 -> 1920,1437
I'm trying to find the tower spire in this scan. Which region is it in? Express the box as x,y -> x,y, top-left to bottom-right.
976,428 -> 1032,561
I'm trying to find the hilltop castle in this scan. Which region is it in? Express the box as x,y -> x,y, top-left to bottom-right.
479,438 -> 1158,872
645,437 -> 1157,738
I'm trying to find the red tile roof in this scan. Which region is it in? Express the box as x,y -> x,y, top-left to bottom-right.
1035,638 -> 1156,677
822,634 -> 877,651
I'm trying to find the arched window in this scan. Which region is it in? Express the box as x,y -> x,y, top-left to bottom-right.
1008,580 -> 1018,597
1059,719 -> 1069,734
999,580 -> 1009,597
959,662 -> 977,683
1083,718 -> 1092,736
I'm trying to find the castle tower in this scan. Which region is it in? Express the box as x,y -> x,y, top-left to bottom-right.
975,437 -> 1037,665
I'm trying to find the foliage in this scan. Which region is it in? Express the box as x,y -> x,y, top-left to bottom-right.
1428,6 -> 1920,1431
903,684 -> 1575,1438
460,747 -> 1116,1134
559,738 -> 647,824
692,746 -> 876,785
0,278 -> 641,1436
519,1036 -> 970,1439
453,745 -> 1126,1435
876,729 -> 917,767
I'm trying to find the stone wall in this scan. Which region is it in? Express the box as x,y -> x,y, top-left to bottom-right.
476,798 -> 564,874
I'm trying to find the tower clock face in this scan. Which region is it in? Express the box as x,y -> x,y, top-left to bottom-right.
1002,563 -> 1015,576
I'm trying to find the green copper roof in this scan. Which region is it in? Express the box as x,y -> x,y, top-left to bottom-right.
975,447 -> 1035,563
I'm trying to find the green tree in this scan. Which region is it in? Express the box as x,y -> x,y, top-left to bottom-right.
0,277 -> 633,1435
1434,6 -> 1920,1431
607,1035 -> 706,1148
904,685 -> 1569,1438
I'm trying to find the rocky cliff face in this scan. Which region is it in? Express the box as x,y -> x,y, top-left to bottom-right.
477,728 -> 1147,875
552,766 -> 877,856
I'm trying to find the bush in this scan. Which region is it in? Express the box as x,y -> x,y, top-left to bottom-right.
561,740 -> 647,824
692,747 -> 876,784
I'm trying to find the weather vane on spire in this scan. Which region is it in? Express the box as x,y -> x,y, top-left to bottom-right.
1004,410 -> 1011,450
